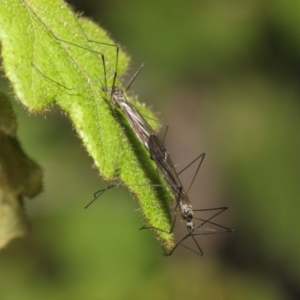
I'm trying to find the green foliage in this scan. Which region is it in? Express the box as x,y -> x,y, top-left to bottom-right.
0,0 -> 173,248
0,92 -> 42,248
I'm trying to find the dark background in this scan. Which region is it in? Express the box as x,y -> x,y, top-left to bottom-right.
1,0 -> 300,299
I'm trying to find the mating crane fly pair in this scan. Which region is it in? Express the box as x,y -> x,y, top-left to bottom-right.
23,0 -> 232,256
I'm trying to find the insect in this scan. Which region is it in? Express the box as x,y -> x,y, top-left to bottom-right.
23,0 -> 232,256
22,0 -> 175,248
145,134 -> 232,255
106,83 -> 232,255
62,14 -> 233,256
96,53 -> 232,255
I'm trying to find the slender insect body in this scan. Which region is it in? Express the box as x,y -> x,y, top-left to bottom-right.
145,133 -> 233,256
103,76 -> 232,256
106,90 -> 203,243
101,72 -> 231,256
147,134 -> 196,229
105,84 -> 199,236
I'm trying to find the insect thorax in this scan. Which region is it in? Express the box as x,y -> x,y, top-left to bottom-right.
181,203 -> 193,221
102,86 -> 125,103
186,221 -> 195,232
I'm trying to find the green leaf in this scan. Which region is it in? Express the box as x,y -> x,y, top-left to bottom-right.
0,0 -> 174,249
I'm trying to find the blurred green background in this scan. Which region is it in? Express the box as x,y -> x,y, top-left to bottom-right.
1,0 -> 299,299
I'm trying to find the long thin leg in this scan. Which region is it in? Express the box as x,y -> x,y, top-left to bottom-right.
85,184 -> 116,209
23,0 -> 119,91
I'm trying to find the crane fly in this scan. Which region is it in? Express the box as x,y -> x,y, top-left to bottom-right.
23,0 -> 232,256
